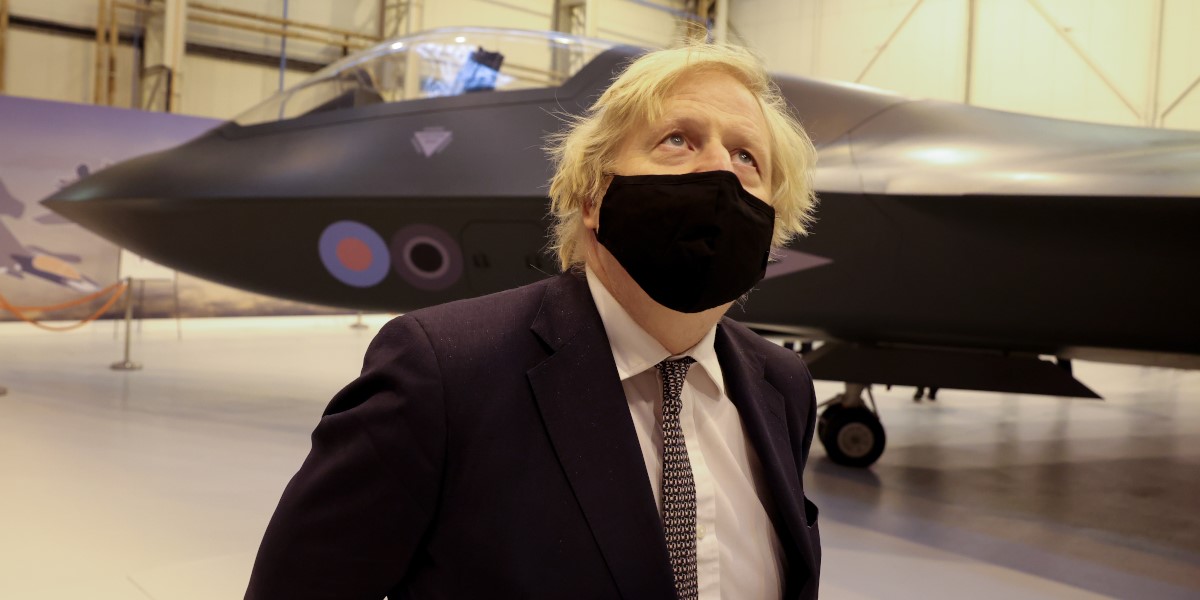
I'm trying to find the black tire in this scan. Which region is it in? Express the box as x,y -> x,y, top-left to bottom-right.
816,403 -> 846,447
820,406 -> 886,468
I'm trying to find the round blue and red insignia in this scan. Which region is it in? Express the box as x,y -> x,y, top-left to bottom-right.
318,221 -> 390,288
390,224 -> 463,291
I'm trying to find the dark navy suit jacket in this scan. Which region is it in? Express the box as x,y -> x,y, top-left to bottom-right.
246,272 -> 821,599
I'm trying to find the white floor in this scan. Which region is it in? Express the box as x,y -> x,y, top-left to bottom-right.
1,316 -> 1197,599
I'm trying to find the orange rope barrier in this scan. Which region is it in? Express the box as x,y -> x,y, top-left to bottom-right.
5,280 -> 127,312
0,282 -> 129,332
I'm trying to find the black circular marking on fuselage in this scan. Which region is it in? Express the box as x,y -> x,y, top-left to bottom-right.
410,242 -> 444,273
390,224 -> 464,291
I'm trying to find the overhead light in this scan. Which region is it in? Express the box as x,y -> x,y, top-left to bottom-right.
909,147 -> 975,165
1005,171 -> 1053,182
553,36 -> 573,45
390,42 -> 405,50
454,36 -> 466,43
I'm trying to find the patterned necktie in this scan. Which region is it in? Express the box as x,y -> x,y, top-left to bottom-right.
656,357 -> 698,600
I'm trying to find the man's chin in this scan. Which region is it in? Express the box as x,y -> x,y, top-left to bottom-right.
589,248 -> 733,318
649,297 -> 736,318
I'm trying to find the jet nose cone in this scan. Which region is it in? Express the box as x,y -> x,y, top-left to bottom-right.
41,143 -> 191,233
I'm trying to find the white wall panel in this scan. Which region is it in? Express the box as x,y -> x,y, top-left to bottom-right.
184,0 -> 381,65
423,0 -> 552,31
5,28 -> 136,108
1158,0 -> 1200,129
732,0 -> 968,102
180,54 -> 307,119
970,0 -> 1152,127
593,0 -> 682,48
283,0 -> 381,35
729,0 -> 817,73
732,0 -> 1200,131
185,0 -> 379,38
843,0 -> 966,102
412,0 -> 680,50
1162,92 -> 1200,131
10,0 -> 99,29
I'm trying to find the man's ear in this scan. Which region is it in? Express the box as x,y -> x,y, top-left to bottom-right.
581,198 -> 600,231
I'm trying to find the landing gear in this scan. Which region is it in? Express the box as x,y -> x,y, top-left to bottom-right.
818,383 -> 886,468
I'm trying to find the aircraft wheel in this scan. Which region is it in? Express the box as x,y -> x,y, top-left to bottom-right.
816,402 -> 846,447
820,406 -> 886,468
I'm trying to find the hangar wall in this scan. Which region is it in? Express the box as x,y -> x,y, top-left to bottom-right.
730,0 -> 1200,131
1,0 -> 681,119
1,0 -> 1197,131
6,25 -> 139,108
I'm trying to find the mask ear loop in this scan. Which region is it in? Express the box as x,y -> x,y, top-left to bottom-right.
590,171 -> 618,237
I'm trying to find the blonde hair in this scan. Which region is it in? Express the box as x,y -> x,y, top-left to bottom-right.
546,40 -> 818,270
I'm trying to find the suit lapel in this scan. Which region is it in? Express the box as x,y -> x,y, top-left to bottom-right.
715,322 -> 814,597
527,273 -> 675,599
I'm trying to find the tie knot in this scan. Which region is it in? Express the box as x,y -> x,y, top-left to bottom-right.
656,356 -> 695,377
656,357 -> 695,415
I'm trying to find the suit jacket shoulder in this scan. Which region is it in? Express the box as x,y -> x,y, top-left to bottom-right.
392,274 -> 556,356
718,316 -> 815,394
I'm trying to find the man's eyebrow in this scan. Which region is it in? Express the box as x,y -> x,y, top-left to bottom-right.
655,114 -> 769,157
730,123 -> 769,159
655,115 -> 702,133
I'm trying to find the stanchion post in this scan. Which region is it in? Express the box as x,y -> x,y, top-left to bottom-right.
350,311 -> 368,329
110,277 -> 142,371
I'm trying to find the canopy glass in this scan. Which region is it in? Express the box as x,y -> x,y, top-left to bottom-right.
234,28 -> 621,126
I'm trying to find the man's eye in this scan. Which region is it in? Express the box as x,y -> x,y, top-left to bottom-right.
663,133 -> 686,147
736,149 -> 757,167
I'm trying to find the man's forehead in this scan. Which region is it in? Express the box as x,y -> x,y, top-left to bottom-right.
653,82 -> 770,150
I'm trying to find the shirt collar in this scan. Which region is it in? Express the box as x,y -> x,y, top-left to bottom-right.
584,266 -> 726,396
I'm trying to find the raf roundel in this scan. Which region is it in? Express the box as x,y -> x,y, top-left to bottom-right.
390,224 -> 463,291
318,221 -> 391,288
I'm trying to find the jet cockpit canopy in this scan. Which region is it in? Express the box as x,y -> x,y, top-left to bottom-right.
234,27 -> 623,127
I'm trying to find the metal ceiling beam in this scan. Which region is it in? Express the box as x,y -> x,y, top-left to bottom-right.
1025,0 -> 1141,120
162,0 -> 185,112
1161,73 -> 1200,123
1146,0 -> 1165,127
0,0 -> 8,94
712,0 -> 728,43
855,0 -> 924,84
964,0 -> 976,104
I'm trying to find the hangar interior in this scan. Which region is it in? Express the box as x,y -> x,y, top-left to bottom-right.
3,0 -> 1198,127
1,1 -> 1199,599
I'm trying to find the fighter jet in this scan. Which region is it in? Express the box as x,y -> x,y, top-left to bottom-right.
43,27 -> 1200,467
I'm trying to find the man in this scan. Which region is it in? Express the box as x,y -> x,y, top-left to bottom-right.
914,386 -> 939,401
247,41 -> 821,600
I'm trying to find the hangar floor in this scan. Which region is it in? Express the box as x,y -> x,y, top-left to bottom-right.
1,315 -> 1197,599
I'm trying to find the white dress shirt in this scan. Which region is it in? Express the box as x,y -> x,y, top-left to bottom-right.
585,267 -> 785,599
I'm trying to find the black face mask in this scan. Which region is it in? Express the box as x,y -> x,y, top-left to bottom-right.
596,170 -> 775,314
